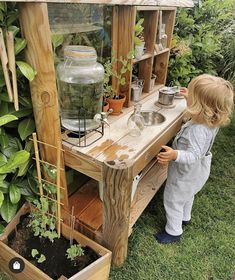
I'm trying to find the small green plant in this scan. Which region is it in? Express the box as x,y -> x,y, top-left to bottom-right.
31,249 -> 46,263
66,244 -> 84,261
28,197 -> 58,242
134,18 -> 145,46
103,51 -> 133,99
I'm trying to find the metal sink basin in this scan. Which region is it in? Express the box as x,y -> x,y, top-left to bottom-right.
140,110 -> 166,126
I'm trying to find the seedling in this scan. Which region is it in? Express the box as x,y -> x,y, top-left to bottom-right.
31,249 -> 46,263
66,244 -> 84,261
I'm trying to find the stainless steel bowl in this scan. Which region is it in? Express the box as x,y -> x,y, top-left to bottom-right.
158,87 -> 176,105
141,110 -> 166,126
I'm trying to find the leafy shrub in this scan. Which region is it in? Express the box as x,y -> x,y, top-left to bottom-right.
0,3 -> 37,229
167,0 -> 235,86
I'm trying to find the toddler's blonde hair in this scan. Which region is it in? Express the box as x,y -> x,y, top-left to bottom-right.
187,74 -> 234,127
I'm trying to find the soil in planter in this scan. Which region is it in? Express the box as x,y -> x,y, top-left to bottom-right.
8,215 -> 99,279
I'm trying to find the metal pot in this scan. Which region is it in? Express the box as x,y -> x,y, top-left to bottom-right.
158,87 -> 176,105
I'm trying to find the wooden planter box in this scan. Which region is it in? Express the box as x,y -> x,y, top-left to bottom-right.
0,204 -> 112,280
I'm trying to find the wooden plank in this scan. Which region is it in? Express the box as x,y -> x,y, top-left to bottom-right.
102,160 -> 133,266
69,180 -> 99,217
19,3 -> 68,209
154,51 -> 169,85
163,9 -> 176,49
116,6 -> 136,107
133,52 -> 153,64
7,0 -> 194,7
78,196 -> 103,231
64,147 -> 103,181
129,161 -> 167,232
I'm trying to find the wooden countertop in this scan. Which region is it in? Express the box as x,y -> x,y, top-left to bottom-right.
62,93 -> 186,181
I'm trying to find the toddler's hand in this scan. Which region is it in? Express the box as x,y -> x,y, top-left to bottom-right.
157,145 -> 178,165
179,87 -> 188,99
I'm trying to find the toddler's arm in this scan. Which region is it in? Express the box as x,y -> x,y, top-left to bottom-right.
157,146 -> 177,165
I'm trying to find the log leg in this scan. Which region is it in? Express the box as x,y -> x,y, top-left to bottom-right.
102,160 -> 133,266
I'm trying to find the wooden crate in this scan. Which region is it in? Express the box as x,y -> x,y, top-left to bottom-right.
0,204 -> 112,280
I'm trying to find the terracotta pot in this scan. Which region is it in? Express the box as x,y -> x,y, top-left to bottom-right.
103,101 -> 109,112
107,95 -> 126,115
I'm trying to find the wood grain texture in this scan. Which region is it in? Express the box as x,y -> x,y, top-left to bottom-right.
102,160 -> 134,266
115,6 -> 136,107
19,3 -> 68,208
7,0 -> 194,7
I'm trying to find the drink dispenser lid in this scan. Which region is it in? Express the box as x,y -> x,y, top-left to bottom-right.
64,45 -> 97,61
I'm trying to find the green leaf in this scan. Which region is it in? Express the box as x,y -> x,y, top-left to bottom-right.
0,153 -> 7,167
0,191 -> 4,208
16,61 -> 37,82
0,150 -> 30,174
18,118 -> 35,141
0,102 -> 9,116
0,115 -> 18,126
7,26 -> 20,37
0,130 -> 9,149
14,38 -> 27,55
31,249 -> 39,258
0,180 -> 9,193
51,34 -> 64,49
0,197 -> 18,223
9,184 -> 21,204
38,254 -> 46,263
0,223 -> 5,234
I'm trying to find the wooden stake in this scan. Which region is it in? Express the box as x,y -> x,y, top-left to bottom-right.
6,31 -> 19,111
32,133 -> 43,196
69,206 -> 75,246
0,28 -> 13,102
56,139 -> 61,238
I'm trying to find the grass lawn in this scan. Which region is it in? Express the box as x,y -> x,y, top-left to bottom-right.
0,113 -> 234,280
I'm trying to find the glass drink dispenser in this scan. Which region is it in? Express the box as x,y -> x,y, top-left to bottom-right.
57,45 -> 104,132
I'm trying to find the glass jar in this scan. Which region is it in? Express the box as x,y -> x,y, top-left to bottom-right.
127,103 -> 145,137
57,45 -> 104,132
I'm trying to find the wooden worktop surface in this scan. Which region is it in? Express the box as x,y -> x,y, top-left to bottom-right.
62,93 -> 186,178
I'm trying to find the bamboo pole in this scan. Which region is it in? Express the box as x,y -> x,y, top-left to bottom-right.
32,133 -> 43,196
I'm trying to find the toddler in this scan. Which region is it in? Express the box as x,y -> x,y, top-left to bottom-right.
155,74 -> 234,244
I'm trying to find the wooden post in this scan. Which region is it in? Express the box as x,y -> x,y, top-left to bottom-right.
102,160 -> 133,266
19,3 -> 68,209
112,6 -> 136,107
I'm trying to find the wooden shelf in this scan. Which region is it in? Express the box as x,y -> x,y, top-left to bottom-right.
133,52 -> 153,64
68,160 -> 167,239
137,6 -> 177,11
154,47 -> 170,56
129,161 -> 167,235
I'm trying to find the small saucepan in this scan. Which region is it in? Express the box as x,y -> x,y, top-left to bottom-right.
158,87 -> 178,105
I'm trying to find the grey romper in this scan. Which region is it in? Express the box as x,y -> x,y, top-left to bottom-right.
164,120 -> 219,236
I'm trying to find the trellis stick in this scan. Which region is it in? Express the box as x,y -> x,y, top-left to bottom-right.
56,139 -> 61,238
70,206 -> 75,246
32,133 -> 43,196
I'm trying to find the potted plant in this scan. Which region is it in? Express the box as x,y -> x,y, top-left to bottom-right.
103,51 -> 133,115
134,18 -> 145,60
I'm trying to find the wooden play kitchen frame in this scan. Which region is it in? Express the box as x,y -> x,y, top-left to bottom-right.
3,0 -> 193,268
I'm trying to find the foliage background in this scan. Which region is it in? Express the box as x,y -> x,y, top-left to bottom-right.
0,2 -> 37,232
167,0 -> 235,87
